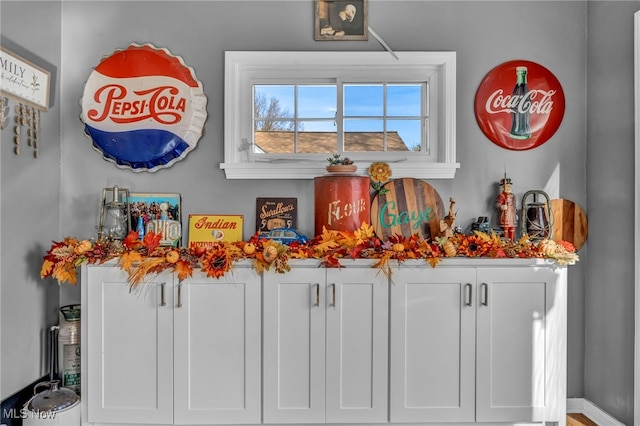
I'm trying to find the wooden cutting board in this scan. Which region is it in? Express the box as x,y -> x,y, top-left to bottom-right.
550,198 -> 588,250
371,178 -> 445,241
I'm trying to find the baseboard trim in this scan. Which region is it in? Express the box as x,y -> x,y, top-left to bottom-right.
567,398 -> 625,426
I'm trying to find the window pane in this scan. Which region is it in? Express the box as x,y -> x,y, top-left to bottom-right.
388,84 -> 422,116
344,119 -> 383,152
388,119 -> 422,152
254,83 -> 425,154
298,123 -> 337,154
254,85 -> 294,119
254,129 -> 294,153
299,85 -> 336,118
344,84 -> 383,116
254,118 -> 299,132
298,120 -> 336,132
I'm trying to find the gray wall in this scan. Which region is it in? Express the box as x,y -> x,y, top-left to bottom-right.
2,1 -> 636,425
586,2 -> 637,423
0,2 -> 62,399
57,0 -> 591,405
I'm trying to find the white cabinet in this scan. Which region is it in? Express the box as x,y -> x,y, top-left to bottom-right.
263,265 -> 388,424
83,267 -> 173,425
81,264 -> 261,426
389,267 -> 476,423
82,260 -> 567,426
173,269 -> 262,424
390,262 -> 566,424
475,266 -> 566,423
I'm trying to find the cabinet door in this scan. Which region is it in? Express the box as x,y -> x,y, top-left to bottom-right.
263,268 -> 326,424
325,268 -> 388,423
475,267 -> 560,422
389,266 -> 476,423
83,265 -> 173,424
174,268 -> 261,424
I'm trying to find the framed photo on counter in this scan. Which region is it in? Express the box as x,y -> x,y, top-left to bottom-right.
128,193 -> 182,246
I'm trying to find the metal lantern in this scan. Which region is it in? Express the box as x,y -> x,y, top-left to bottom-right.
98,185 -> 131,242
520,190 -> 553,241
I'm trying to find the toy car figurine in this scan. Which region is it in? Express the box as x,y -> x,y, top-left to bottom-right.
265,228 -> 309,245
471,216 -> 492,233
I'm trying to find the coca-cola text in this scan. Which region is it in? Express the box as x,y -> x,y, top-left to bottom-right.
485,89 -> 556,115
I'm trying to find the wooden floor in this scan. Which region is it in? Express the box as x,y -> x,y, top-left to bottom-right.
567,413 -> 599,426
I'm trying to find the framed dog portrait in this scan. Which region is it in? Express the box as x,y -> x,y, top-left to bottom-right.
315,0 -> 368,41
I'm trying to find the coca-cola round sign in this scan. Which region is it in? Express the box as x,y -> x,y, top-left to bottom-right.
80,43 -> 207,172
474,60 -> 565,151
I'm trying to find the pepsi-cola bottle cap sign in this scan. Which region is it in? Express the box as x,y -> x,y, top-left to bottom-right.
474,60 -> 565,151
80,43 -> 207,172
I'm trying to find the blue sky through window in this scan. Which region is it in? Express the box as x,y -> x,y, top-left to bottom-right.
255,84 -> 423,151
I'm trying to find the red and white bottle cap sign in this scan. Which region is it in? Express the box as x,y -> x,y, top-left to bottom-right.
80,43 -> 207,172
474,60 -> 565,151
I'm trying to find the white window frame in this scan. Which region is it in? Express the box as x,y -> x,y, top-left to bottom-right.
222,51 -> 458,180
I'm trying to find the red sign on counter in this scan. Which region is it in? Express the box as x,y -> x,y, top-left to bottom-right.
474,60 -> 565,151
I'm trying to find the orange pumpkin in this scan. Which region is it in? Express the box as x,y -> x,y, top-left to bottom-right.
165,250 -> 180,264
392,243 -> 405,252
74,240 -> 92,255
243,242 -> 256,255
443,240 -> 457,257
263,245 -> 278,263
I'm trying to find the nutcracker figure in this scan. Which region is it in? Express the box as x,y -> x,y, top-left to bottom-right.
496,176 -> 517,241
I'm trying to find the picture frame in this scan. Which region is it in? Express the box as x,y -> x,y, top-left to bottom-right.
128,193 -> 182,246
315,0 -> 368,41
256,197 -> 298,236
0,46 -> 51,111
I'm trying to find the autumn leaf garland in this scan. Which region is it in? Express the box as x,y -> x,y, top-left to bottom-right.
41,223 -> 579,288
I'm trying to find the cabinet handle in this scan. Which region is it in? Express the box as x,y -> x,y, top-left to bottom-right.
177,283 -> 183,308
160,283 -> 166,306
330,283 -> 336,307
314,283 -> 320,307
481,283 -> 488,306
464,283 -> 472,306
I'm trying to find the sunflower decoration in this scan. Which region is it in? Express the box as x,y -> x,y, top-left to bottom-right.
368,162 -> 392,194
200,242 -> 242,279
455,233 -> 491,257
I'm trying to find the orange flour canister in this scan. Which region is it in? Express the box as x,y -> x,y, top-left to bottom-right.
314,175 -> 370,235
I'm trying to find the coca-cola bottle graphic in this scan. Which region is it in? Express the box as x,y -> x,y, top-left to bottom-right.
509,66 -> 531,140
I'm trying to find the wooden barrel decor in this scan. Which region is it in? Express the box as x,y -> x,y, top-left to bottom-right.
314,176 -> 371,235
371,178 -> 445,241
